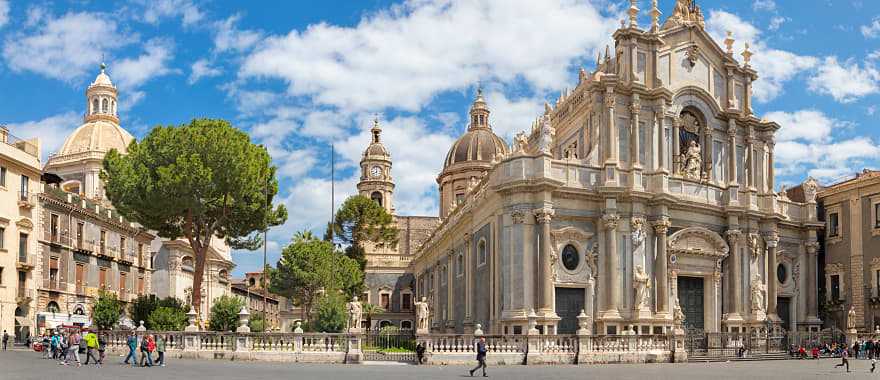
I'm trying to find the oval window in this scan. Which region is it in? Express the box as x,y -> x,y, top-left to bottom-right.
776,263 -> 787,284
561,244 -> 579,271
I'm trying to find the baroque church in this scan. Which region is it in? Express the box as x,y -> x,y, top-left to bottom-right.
358,0 -> 823,335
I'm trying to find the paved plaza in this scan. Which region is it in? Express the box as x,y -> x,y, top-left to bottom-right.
2,350 -> 879,380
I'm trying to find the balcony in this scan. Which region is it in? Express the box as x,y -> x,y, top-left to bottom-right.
1,129 -> 39,158
46,280 -> 63,293
16,287 -> 33,304
17,191 -> 36,209
16,253 -> 34,270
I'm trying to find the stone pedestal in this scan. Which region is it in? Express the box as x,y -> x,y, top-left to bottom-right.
576,310 -> 592,364
346,334 -> 362,364
846,330 -> 858,345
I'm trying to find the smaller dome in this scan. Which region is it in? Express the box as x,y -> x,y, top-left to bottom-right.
363,118 -> 390,158
443,128 -> 507,169
57,121 -> 134,157
90,63 -> 115,88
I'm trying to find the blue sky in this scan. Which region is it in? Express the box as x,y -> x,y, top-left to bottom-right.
1,0 -> 878,276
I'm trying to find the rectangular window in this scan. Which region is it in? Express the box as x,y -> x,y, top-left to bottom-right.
50,214 -> 59,241
138,243 -> 144,267
380,293 -> 390,310
75,263 -> 85,294
736,145 -> 745,185
100,230 -> 106,254
402,293 -> 412,311
455,193 -> 464,205
831,275 -> 841,301
99,268 -> 108,289
456,253 -> 463,277
119,272 -> 127,294
0,166 -> 6,187
875,203 -> 880,228
76,223 -> 84,248
829,213 -> 840,237
0,227 -> 5,249
19,175 -> 28,199
49,257 -> 59,289
138,276 -> 144,295
18,233 -> 27,257
636,52 -> 647,83
618,119 -> 630,164
0,267 -> 3,285
120,236 -> 126,257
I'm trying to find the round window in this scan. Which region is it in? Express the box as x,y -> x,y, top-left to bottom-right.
561,244 -> 580,271
776,263 -> 787,284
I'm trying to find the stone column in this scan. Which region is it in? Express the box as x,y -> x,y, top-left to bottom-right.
806,242 -> 820,319
672,116 -> 681,174
433,265 -> 440,329
534,208 -> 556,314
727,119 -> 738,185
604,88 -> 619,187
652,218 -> 671,315
446,250 -> 455,331
765,233 -> 779,321
726,68 -> 736,110
631,98 -> 641,168
464,233 -> 474,332
725,230 -> 744,321
602,213 -> 621,318
767,142 -> 775,191
745,131 -> 755,189
655,106 -> 666,172
744,75 -> 753,115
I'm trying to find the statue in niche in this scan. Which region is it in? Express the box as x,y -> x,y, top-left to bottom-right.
633,265 -> 650,310
750,277 -> 766,313
631,218 -> 645,248
680,140 -> 702,180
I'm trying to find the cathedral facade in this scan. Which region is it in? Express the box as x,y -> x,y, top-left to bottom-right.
360,0 -> 822,335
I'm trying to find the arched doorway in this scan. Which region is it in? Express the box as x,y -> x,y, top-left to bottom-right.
14,306 -> 28,344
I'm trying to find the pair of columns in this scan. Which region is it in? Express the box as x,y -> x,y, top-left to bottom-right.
600,214 -> 671,318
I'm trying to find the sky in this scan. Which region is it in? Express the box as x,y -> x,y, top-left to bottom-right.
0,0 -> 878,276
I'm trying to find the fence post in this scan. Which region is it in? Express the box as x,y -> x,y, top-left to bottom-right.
526,309 -> 541,365
576,310 -> 592,364
235,308 -> 252,353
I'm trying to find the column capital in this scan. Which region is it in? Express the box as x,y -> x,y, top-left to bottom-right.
464,232 -> 472,244
725,229 -> 743,243
533,208 -> 555,224
511,210 -> 527,224
630,100 -> 641,115
764,232 -> 779,248
604,89 -> 616,109
651,218 -> 671,234
806,241 -> 820,254
446,249 -> 455,257
602,213 -> 620,230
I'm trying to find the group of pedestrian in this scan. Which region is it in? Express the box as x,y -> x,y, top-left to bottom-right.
37,329 -> 106,367
122,331 -> 166,367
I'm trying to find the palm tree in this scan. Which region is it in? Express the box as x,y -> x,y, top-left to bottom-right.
361,303 -> 385,330
293,230 -> 317,243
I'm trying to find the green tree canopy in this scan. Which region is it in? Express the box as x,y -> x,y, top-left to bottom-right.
92,291 -> 122,330
331,195 -> 398,268
248,311 -> 267,333
102,119 -> 287,318
208,295 -> 245,332
130,295 -> 188,330
268,233 -> 363,321
148,306 -> 188,331
361,303 -> 384,330
312,292 -> 347,333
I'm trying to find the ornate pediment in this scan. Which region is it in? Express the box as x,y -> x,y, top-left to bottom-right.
550,226 -> 594,246
16,218 -> 33,231
550,226 -> 596,285
668,226 -> 729,258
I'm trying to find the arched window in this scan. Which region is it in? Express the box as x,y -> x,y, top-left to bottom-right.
111,101 -> 116,115
46,301 -> 60,313
102,98 -> 108,113
379,320 -> 393,328
477,239 -> 487,266
181,256 -> 194,272
400,320 -> 413,330
249,278 -> 256,287
73,305 -> 85,315
92,98 -> 99,114
371,191 -> 383,207
14,306 -> 25,317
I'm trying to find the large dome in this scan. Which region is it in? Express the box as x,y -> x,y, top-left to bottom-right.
57,121 -> 134,156
443,128 -> 507,169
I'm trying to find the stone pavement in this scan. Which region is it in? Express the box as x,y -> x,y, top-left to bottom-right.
0,349 -> 876,380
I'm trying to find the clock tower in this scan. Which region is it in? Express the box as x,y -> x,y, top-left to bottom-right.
357,118 -> 395,214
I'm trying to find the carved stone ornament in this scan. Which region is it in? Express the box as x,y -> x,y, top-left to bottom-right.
666,0 -> 705,29
750,277 -> 766,313
533,208 -> 554,224
802,177 -> 819,203
668,227 -> 730,258
685,45 -> 700,68
604,94 -> 616,109
511,210 -> 526,224
652,218 -> 671,234
748,233 -> 762,258
536,114 -> 555,155
805,241 -> 819,254
680,140 -> 702,180
631,217 -> 646,247
602,213 -> 620,230
513,132 -> 529,155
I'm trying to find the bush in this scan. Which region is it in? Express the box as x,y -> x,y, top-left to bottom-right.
148,306 -> 188,331
249,311 -> 267,332
130,295 -> 188,330
208,295 -> 245,332
92,291 -> 122,330
312,293 -> 347,333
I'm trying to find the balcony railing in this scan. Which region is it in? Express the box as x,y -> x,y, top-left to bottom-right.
16,253 -> 34,270
16,287 -> 33,303
17,192 -> 36,209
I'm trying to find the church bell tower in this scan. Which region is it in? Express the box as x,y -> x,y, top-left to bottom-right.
357,118 -> 395,214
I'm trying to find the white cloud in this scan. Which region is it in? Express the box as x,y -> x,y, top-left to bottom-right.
767,109 -> 880,183
752,0 -> 776,12
2,12 -> 134,82
8,111 -> 81,161
240,0 -> 617,113
139,0 -> 203,26
862,16 -> 880,38
113,39 -> 176,89
189,58 -> 222,84
484,91 -> 544,140
214,14 -> 262,53
768,16 -> 787,31
706,10 -> 817,103
807,57 -> 880,103
0,0 -> 9,27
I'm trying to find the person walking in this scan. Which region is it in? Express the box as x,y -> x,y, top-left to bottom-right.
155,335 -> 166,367
97,334 -> 106,366
2,330 -> 8,350
83,329 -> 100,366
50,332 -> 60,360
468,336 -> 488,377
835,346 -> 850,373
139,334 -> 154,367
123,332 -> 138,367
41,334 -> 51,359
64,331 -> 82,367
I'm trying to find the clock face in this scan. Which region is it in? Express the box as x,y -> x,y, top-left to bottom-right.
371,166 -> 382,177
